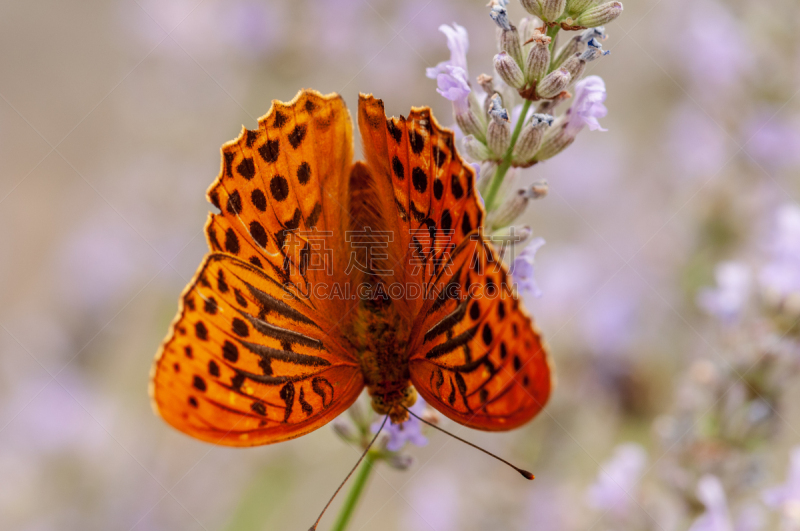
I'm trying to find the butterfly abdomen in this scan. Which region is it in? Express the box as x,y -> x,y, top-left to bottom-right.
348,302 -> 417,422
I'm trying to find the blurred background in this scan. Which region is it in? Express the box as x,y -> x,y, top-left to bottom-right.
1,0 -> 799,530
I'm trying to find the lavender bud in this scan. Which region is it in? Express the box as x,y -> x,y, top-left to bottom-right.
518,17 -> 539,46
541,0 -> 567,22
567,0 -> 599,16
487,120 -> 511,157
489,188 -> 530,229
512,114 -> 553,163
489,5 -> 512,31
575,1 -> 623,27
581,26 -> 607,42
487,94 -> 511,156
524,32 -> 552,82
520,0 -> 543,18
536,118 -> 574,159
560,53 -> 587,81
478,161 -> 498,194
501,25 -> 524,67
463,135 -> 493,161
477,73 -> 495,96
456,110 -> 487,144
563,47 -> 607,82
388,454 -> 415,471
488,93 -> 509,122
491,7 -> 524,67
552,35 -> 585,69
536,68 -> 572,98
493,225 -> 533,246
454,92 -> 487,143
494,51 -> 526,90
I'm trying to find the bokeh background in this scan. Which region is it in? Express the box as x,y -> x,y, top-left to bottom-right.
2,0 -> 799,530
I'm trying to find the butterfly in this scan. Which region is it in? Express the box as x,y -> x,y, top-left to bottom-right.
150,89 -> 553,447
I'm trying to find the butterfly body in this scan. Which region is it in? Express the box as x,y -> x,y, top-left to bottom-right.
348,300 -> 417,422
151,89 -> 552,447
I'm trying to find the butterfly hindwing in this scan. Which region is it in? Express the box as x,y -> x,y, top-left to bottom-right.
408,237 -> 552,430
151,254 -> 364,446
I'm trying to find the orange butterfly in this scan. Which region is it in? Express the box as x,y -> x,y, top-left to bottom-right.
150,89 -> 553,447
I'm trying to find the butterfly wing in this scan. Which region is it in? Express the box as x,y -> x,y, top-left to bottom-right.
357,95 -> 553,431
151,90 -> 364,446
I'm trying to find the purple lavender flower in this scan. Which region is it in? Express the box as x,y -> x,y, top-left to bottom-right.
758,204 -> 800,305
697,261 -> 752,322
676,0 -> 752,96
372,397 -> 428,452
510,237 -> 546,297
668,104 -> 730,177
402,471 -> 460,531
564,75 -> 608,136
426,23 -> 469,78
435,65 -> 471,115
745,112 -> 800,170
763,446 -> 800,526
689,475 -> 734,531
586,443 -> 647,518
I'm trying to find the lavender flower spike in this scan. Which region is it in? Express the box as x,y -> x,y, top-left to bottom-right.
689,475 -> 734,531
586,443 -> 647,518
426,23 -> 469,79
696,261 -> 751,323
759,203 -> 800,310
763,446 -> 800,526
565,75 -> 608,135
372,397 -> 429,452
510,237 -> 546,297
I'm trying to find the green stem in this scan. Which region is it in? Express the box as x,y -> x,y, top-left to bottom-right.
330,451 -> 377,531
546,25 -> 560,54
483,99 -> 532,212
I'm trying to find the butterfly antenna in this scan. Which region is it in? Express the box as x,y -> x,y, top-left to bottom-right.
309,414 -> 389,531
403,406 -> 535,480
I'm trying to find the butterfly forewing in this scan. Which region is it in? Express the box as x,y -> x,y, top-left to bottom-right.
357,94 -> 552,431
152,90 -> 365,446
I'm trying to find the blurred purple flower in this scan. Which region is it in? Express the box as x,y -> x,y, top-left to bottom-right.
372,397 -> 428,452
582,280 -> 640,357
745,113 -> 800,170
676,0 -> 752,95
763,446 -> 800,525
435,65 -> 471,115
426,23 -> 469,78
587,443 -> 647,518
565,76 -> 608,136
697,261 -> 751,322
689,475 -> 734,531
510,237 -> 546,297
668,104 -> 729,177
758,204 -> 800,304
402,470 -> 460,531
220,1 -> 285,57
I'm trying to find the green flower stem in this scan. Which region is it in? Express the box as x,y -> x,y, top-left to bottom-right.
546,25 -> 560,53
330,450 -> 377,531
483,99 -> 532,212
483,27 -> 560,214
